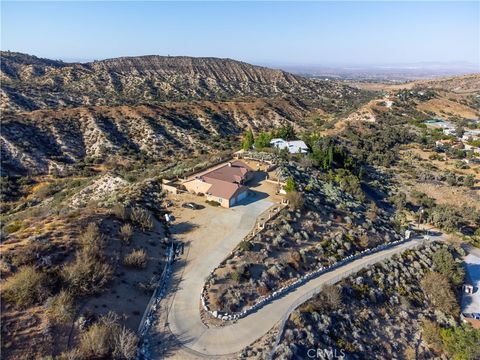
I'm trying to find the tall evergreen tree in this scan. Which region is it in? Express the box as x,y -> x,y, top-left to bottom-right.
242,129 -> 254,150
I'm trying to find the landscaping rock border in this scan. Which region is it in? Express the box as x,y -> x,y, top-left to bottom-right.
200,237 -> 410,322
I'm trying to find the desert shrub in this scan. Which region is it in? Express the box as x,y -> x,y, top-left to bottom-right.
111,203 -> 128,221
464,174 -> 475,188
130,207 -> 154,231
286,250 -> 302,271
79,322 -> 111,358
286,191 -> 304,210
62,251 -> 113,296
359,233 -> 371,248
321,284 -> 342,309
112,326 -> 139,359
119,224 -> 133,245
45,290 -> 75,324
3,266 -> 51,307
284,177 -> 296,193
411,190 -> 436,209
257,286 -> 269,296
367,202 -> 378,221
440,325 -> 480,360
238,241 -> 252,251
404,346 -> 416,360
57,349 -> 82,360
205,200 -> 221,207
421,272 -> 459,316
428,205 -> 464,233
422,319 -> 443,352
2,220 -> 23,235
230,264 -> 250,283
432,248 -> 464,286
78,312 -> 137,359
304,284 -> 342,313
80,223 -> 105,258
11,242 -> 49,267
231,271 -> 241,283
334,169 -> 365,201
123,249 -> 147,269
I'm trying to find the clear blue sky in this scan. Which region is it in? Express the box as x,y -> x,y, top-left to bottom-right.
1,1 -> 479,66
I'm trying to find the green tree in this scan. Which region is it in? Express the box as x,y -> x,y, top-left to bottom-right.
254,132 -> 271,149
284,177 -> 296,193
455,125 -> 465,138
275,123 -> 296,140
432,248 -> 465,286
440,325 -> 480,360
242,129 -> 254,151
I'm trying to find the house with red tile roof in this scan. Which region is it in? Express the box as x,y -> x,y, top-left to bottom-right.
182,161 -> 253,207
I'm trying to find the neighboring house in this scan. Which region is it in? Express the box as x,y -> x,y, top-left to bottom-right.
270,138 -> 309,154
443,128 -> 456,136
463,129 -> 480,141
464,143 -> 480,154
182,160 -> 253,208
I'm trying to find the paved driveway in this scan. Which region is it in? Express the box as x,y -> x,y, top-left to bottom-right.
158,194 -> 273,357
150,191 -> 425,358
169,239 -> 422,356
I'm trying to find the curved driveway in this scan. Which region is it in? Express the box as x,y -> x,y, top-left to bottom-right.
155,195 -> 431,358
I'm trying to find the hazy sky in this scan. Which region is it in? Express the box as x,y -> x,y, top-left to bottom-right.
1,1 -> 479,66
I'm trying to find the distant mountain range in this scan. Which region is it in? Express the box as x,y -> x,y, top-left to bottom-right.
1,51 -> 477,176
0,51 -> 363,113
1,51 -> 373,175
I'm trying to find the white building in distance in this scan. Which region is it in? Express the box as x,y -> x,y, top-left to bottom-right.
270,138 -> 309,154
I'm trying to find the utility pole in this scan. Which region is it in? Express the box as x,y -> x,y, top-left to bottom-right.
418,207 -> 424,234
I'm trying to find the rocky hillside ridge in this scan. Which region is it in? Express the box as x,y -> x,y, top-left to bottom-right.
413,73 -> 480,94
1,51 -> 364,113
1,98 -> 311,176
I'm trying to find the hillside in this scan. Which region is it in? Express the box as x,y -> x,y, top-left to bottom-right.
348,73 -> 480,94
413,73 -> 480,94
1,98 -> 314,175
0,52 -> 364,113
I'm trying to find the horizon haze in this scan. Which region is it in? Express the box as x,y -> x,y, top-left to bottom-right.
1,1 -> 479,73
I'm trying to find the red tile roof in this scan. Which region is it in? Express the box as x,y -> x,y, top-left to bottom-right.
204,177 -> 248,200
200,160 -> 251,200
200,160 -> 251,184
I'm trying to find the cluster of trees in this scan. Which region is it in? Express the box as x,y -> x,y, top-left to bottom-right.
411,191 -> 480,235
343,123 -> 414,167
408,246 -> 476,359
305,135 -> 354,171
302,135 -> 365,201
420,248 -> 480,359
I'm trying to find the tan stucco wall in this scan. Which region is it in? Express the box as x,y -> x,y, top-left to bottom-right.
206,194 -> 230,208
183,179 -> 212,194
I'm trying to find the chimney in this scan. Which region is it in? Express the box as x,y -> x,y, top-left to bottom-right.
227,162 -> 232,167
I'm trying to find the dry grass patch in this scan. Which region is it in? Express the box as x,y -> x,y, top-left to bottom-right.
123,249 -> 147,269
119,224 -> 133,245
3,266 -> 51,307
45,290 -> 75,324
130,207 -> 153,231
62,251 -> 113,296
76,312 -> 138,360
